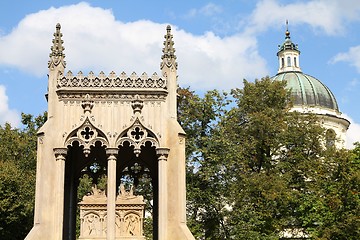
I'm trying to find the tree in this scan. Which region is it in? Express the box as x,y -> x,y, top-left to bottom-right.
178,87 -> 231,239
180,77 -> 359,239
303,145 -> 360,239
0,113 -> 47,240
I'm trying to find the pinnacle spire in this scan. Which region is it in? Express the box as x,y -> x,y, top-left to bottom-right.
48,23 -> 66,69
160,25 -> 177,70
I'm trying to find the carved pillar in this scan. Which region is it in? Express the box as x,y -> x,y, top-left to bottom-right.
106,148 -> 118,240
54,148 -> 67,240
156,148 -> 170,240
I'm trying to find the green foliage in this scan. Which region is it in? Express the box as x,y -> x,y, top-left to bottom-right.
144,215 -> 153,239
0,112 -> 47,240
179,77 -> 359,239
307,146 -> 360,239
178,87 -> 231,239
0,160 -> 34,239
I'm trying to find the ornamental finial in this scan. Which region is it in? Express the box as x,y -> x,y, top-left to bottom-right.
160,25 -> 177,70
48,23 -> 66,69
285,20 -> 290,38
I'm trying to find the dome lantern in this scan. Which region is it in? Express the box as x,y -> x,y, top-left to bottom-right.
277,21 -> 301,73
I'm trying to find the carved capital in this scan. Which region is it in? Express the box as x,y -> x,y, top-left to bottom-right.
106,148 -> 118,160
54,147 -> 67,161
156,147 -> 170,161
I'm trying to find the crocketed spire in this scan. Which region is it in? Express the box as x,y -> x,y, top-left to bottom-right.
48,23 -> 66,69
160,25 -> 177,70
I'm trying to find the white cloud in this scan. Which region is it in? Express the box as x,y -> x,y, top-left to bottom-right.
331,46 -> 360,73
246,0 -> 360,35
0,2 -> 268,90
184,3 -> 222,19
199,3 -> 223,16
343,113 -> 360,149
0,85 -> 20,127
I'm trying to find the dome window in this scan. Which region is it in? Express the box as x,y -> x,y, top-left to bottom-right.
287,56 -> 291,67
326,129 -> 336,148
294,57 -> 297,67
281,58 -> 284,68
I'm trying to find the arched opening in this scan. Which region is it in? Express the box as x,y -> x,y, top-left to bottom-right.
62,141 -> 108,240
117,141 -> 158,239
287,56 -> 291,67
326,129 -> 336,148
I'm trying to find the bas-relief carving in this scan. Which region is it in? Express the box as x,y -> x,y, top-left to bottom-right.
124,213 -> 141,236
79,184 -> 145,239
83,213 -> 101,236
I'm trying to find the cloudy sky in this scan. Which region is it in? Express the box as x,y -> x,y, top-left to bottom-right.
0,0 -> 359,147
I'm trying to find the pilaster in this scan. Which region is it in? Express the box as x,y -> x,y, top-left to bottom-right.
54,147 -> 67,240
156,147 -> 170,240
106,148 -> 118,240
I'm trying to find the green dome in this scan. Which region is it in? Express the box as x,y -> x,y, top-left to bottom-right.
271,71 -> 339,112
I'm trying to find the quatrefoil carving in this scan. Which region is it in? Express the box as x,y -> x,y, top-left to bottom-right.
65,117 -> 109,157
117,118 -> 158,157
80,126 -> 95,141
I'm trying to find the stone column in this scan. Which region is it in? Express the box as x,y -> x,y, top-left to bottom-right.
54,148 -> 67,240
106,148 -> 118,240
156,148 -> 170,240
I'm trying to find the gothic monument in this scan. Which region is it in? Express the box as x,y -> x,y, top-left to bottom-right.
25,23 -> 195,240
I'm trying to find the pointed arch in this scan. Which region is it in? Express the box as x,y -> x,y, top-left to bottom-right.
64,116 -> 109,156
116,118 -> 159,157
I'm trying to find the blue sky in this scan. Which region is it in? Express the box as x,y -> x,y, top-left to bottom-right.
0,0 -> 359,146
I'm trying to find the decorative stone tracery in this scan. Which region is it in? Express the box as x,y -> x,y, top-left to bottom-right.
117,118 -> 158,157
65,117 -> 108,156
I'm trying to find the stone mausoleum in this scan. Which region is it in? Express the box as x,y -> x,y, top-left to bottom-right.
25,23 -> 195,240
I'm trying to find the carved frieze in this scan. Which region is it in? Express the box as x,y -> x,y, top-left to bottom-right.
57,71 -> 166,89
